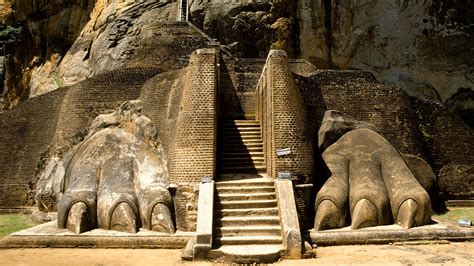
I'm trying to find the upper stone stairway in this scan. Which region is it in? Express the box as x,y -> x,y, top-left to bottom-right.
179,0 -> 188,21
218,119 -> 266,174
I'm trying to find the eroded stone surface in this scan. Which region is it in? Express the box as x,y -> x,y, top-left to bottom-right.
297,0 -> 473,102
315,128 -> 431,231
318,110 -> 378,152
35,100 -> 175,234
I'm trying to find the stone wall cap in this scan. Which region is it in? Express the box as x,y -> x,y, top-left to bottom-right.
196,48 -> 217,55
268,49 -> 288,58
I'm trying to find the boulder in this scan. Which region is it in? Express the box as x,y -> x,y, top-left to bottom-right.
318,110 -> 377,152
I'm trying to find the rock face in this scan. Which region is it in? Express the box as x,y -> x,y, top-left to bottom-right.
3,0 -> 473,108
297,0 -> 473,102
445,87 -> 474,128
3,1 -> 181,108
189,0 -> 296,58
3,0 -> 94,108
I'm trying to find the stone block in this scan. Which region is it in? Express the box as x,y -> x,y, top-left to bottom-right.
195,181 -> 214,246
275,179 -> 302,259
193,244 -> 212,260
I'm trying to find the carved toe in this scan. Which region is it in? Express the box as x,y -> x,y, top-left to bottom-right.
314,200 -> 344,231
351,199 -> 379,230
66,202 -> 90,234
396,199 -> 419,229
151,203 -> 175,234
110,202 -> 138,233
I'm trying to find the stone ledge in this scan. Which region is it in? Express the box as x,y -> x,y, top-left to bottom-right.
0,207 -> 35,214
310,221 -> 474,246
0,221 -> 192,249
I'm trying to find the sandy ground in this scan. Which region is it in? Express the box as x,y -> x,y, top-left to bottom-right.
0,242 -> 473,265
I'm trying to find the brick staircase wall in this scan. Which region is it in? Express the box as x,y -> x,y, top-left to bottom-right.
140,48 -> 219,231
255,50 -> 313,181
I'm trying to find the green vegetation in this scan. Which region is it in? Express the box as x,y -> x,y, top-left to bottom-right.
0,214 -> 37,238
0,24 -> 21,47
432,207 -> 474,223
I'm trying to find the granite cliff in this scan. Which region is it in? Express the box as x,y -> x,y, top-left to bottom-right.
1,0 -> 473,109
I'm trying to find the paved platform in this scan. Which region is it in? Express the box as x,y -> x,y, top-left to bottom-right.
310,219 -> 474,246
2,219 -> 473,250
0,221 -> 193,249
208,244 -> 284,263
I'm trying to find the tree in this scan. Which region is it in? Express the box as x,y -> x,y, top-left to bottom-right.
0,24 -> 21,53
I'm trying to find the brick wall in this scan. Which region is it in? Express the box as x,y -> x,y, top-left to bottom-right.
0,89 -> 66,207
296,70 -> 426,159
0,68 -> 160,208
168,49 -> 218,184
412,97 -> 473,199
256,50 -> 313,181
140,49 -> 218,230
54,68 -> 161,149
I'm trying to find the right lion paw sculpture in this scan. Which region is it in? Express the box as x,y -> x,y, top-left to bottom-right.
315,112 -> 431,230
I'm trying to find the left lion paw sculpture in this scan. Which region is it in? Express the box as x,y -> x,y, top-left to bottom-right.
55,100 -> 174,234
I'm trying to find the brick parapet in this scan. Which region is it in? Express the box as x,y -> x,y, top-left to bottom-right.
168,49 -> 218,184
165,49 -> 218,230
256,50 -> 313,181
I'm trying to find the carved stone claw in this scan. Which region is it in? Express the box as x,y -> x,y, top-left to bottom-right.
396,199 -> 419,229
351,199 -> 379,230
110,202 -> 138,233
314,200 -> 343,231
151,203 -> 175,234
66,202 -> 89,234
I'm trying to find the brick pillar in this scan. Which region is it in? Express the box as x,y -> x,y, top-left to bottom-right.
169,48 -> 218,230
259,50 -> 313,181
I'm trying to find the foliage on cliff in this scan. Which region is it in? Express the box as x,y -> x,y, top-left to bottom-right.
0,24 -> 21,47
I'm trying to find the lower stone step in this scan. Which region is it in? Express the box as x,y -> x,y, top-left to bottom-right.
217,192 -> 276,201
219,157 -> 264,162
215,225 -> 281,237
215,179 -> 274,187
217,216 -> 280,227
216,186 -> 275,194
217,199 -> 277,209
220,146 -> 263,152
208,244 -> 283,264
219,165 -> 266,173
216,207 -> 279,217
219,164 -> 266,170
215,235 -> 283,245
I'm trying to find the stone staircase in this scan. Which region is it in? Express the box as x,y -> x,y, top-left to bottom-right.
210,177 -> 284,263
179,0 -> 188,21
218,120 -> 266,174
